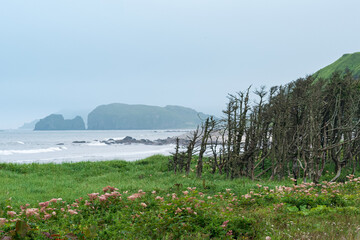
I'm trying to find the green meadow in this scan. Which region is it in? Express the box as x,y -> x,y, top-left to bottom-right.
0,155 -> 283,207
1,156 -> 360,239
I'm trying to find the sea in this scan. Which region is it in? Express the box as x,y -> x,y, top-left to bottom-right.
0,130 -> 190,164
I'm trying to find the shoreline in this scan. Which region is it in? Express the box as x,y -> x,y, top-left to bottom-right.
0,129 -> 191,164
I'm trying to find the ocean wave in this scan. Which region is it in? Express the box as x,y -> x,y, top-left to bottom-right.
87,142 -> 107,146
0,147 -> 66,156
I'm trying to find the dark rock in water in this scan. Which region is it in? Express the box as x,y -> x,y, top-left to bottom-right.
122,136 -> 135,142
99,136 -> 190,146
56,143 -> 65,145
73,141 -> 86,144
34,114 -> 85,131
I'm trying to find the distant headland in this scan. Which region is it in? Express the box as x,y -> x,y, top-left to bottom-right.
34,114 -> 86,131
32,104 -> 209,131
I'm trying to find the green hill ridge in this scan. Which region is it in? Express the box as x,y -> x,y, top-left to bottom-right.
313,52 -> 360,81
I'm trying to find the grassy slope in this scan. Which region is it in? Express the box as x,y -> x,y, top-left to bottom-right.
313,52 -> 360,81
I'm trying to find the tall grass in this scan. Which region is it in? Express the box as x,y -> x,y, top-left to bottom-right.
0,155 -> 286,207
2,155 -> 360,239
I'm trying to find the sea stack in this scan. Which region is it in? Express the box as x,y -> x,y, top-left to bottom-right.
34,114 -> 86,130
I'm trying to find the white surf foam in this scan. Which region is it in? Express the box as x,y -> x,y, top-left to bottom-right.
87,142 -> 107,146
0,147 -> 65,156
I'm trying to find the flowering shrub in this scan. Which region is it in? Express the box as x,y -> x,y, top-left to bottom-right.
1,177 -> 360,239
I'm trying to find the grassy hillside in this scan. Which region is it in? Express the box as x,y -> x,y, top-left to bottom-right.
313,52 -> 360,81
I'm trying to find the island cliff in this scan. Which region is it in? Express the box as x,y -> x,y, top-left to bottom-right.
34,114 -> 85,131
87,104 -> 208,130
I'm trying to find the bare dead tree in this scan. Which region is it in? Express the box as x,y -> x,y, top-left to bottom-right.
197,117 -> 216,178
185,126 -> 201,176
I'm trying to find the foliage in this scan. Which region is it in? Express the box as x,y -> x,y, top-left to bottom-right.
2,158 -> 360,239
174,70 -> 360,184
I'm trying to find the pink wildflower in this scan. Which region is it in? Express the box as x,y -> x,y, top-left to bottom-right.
226,230 -> 233,236
128,192 -> 145,201
7,211 -> 16,217
244,194 -> 251,199
44,214 -> 52,220
155,196 -> 164,201
175,208 -> 182,214
221,220 -> 229,228
140,202 -> 147,208
68,209 -> 78,215
111,191 -> 121,197
0,218 -> 7,226
88,193 -> 99,201
103,186 -> 118,193
183,191 -> 189,195
226,207 -> 233,212
25,208 -> 38,217
39,201 -> 49,208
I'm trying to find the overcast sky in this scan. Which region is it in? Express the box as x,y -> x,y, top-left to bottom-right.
1,0 -> 360,129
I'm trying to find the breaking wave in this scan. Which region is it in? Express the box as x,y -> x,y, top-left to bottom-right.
0,147 -> 67,156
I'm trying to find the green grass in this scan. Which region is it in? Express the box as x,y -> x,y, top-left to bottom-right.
2,156 -> 360,239
0,155 -> 285,208
313,52 -> 360,81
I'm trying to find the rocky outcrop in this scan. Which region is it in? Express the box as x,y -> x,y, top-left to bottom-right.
34,114 -> 85,131
100,136 -> 189,146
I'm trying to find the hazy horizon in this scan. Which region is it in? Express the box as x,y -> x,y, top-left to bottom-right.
1,0 -> 360,129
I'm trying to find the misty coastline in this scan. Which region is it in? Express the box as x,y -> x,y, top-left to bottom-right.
0,130 -> 191,164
